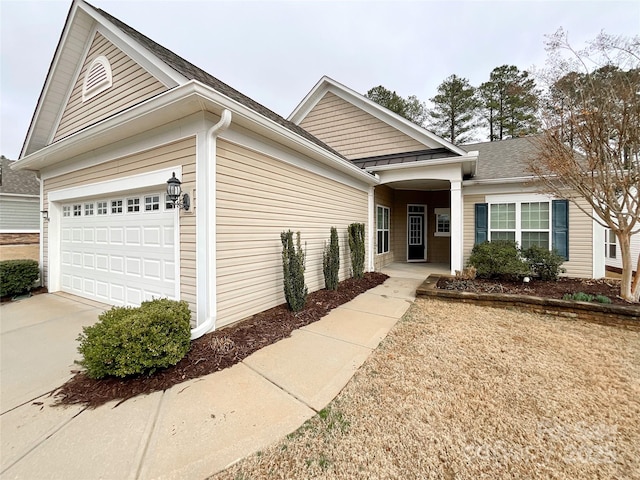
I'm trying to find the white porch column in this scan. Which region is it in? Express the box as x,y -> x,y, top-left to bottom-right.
450,180 -> 463,275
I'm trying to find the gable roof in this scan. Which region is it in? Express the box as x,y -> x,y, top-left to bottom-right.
0,157 -> 40,195
463,136 -> 539,182
289,76 -> 470,158
95,6 -> 344,159
20,0 -> 343,160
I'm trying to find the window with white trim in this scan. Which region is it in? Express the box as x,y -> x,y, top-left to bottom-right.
435,208 -> 450,237
605,229 -> 617,259
82,55 -> 113,102
97,201 -> 108,215
376,205 -> 390,254
73,204 -> 82,217
62,205 -> 71,217
111,199 -> 123,214
127,198 -> 140,213
84,203 -> 94,216
488,196 -> 552,250
145,195 -> 160,211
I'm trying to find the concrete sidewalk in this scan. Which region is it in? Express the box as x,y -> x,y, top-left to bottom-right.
0,274 -> 421,480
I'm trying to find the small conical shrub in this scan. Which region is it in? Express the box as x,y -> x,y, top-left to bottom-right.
323,227 -> 340,290
348,223 -> 366,279
281,230 -> 308,312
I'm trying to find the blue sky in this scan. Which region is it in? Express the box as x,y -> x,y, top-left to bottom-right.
1,0 -> 638,158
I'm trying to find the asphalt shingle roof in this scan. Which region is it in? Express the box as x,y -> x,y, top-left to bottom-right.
463,136 -> 540,181
96,6 -> 346,159
0,157 -> 40,195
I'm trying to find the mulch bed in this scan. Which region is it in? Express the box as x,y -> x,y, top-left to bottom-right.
52,272 -> 388,409
437,276 -> 632,306
0,286 -> 48,304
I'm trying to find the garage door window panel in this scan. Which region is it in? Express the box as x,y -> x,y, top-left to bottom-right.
127,198 -> 141,213
111,200 -> 123,214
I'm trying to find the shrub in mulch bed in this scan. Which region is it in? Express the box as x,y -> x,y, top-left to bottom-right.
53,272 -> 388,409
437,276 -> 631,306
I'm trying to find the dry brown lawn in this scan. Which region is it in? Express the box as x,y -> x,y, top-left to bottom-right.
213,298 -> 640,480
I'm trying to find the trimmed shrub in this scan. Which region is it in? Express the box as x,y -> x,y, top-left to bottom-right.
323,227 -> 340,290
467,240 -> 530,280
522,245 -> 566,281
594,295 -> 612,304
348,223 -> 365,279
76,298 -> 192,379
281,230 -> 307,312
0,259 -> 39,297
563,292 -> 594,302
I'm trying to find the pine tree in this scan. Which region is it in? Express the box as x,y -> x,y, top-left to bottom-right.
479,65 -> 540,141
428,75 -> 479,144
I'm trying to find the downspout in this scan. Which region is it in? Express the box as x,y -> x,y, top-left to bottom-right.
37,172 -> 45,287
190,109 -> 232,340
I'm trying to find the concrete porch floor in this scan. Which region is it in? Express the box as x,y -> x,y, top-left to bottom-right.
380,262 -> 450,280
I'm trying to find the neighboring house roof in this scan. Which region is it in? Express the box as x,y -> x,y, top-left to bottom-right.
0,157 -> 39,195
463,136 -> 540,181
289,75 -> 471,158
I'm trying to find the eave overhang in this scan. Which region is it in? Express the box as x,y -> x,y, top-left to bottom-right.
12,80 -> 378,187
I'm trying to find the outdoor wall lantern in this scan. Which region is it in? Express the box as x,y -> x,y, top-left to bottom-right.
166,172 -> 190,211
41,210 -> 49,222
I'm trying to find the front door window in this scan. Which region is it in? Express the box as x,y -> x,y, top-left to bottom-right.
407,205 -> 426,261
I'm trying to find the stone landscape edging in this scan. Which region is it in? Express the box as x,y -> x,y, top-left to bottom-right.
416,275 -> 640,330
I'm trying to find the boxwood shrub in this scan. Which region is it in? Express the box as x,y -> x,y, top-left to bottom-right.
0,259 -> 39,297
522,245 -> 566,281
467,240 -> 530,280
77,298 -> 192,379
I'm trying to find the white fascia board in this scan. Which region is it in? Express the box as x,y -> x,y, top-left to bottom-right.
287,75 -> 330,123
291,76 -> 469,157
14,81 -> 377,187
463,175 -> 536,186
90,17 -> 185,87
192,82 -> 378,186
20,1 -> 85,158
364,154 -> 477,173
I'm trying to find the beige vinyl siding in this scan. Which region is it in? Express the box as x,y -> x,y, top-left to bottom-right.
463,194 -> 485,267
42,137 -> 196,313
299,92 -> 425,159
53,32 -> 167,142
463,193 -> 594,278
216,139 -> 369,327
374,185 -> 395,270
563,198 -> 594,278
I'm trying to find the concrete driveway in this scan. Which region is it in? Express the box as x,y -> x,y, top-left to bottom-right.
1,293 -> 107,413
0,275 -> 421,479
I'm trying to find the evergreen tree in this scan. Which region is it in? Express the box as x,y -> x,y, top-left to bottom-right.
479,65 -> 540,140
366,86 -> 427,126
428,74 -> 479,144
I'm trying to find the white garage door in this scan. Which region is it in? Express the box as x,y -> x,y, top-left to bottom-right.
60,192 -> 177,306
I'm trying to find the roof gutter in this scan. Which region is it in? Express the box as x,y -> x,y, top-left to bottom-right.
463,175 -> 536,186
12,81 -> 378,187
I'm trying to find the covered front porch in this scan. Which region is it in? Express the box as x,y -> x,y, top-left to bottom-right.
361,148 -> 477,276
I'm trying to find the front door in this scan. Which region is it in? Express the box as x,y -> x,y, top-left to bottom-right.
407,205 -> 426,262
